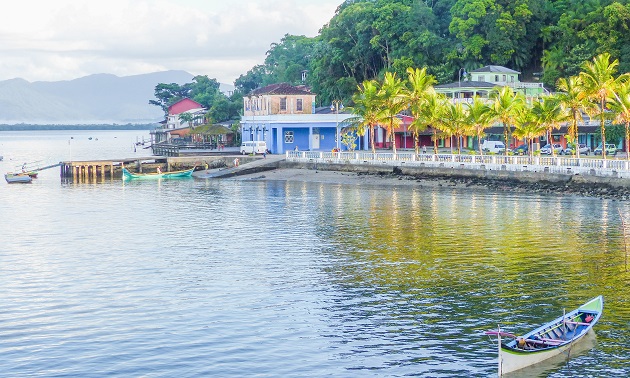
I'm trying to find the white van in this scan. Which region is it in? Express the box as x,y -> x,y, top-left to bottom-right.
240,141 -> 267,154
481,140 -> 506,154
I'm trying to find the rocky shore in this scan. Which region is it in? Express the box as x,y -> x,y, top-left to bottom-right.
234,167 -> 630,201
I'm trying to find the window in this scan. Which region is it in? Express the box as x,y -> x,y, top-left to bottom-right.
502,75 -> 506,81
285,131 -> 294,143
511,76 -> 515,83
495,75 -> 499,82
296,99 -> 303,112
479,75 -> 485,82
280,97 -> 287,111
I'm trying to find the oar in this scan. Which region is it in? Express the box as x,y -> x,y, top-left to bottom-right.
485,330 -> 517,338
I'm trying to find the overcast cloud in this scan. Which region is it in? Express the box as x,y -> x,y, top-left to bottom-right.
0,0 -> 340,84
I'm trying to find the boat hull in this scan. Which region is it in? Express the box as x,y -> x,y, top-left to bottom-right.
500,337 -> 575,374
122,167 -> 195,180
492,296 -> 603,376
5,173 -> 33,183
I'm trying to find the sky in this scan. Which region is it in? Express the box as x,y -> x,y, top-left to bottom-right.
0,0 -> 341,85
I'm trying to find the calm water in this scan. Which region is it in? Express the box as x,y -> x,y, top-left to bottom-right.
1,131 -> 629,377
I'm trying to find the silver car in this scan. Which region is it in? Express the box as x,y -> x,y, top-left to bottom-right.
562,143 -> 589,155
540,143 -> 563,155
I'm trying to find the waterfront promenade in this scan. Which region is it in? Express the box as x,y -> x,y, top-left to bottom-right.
285,150 -> 630,182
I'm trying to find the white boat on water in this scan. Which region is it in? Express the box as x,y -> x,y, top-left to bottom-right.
5,172 -> 33,183
485,296 -> 603,376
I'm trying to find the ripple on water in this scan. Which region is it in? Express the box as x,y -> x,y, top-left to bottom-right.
1,176 -> 629,377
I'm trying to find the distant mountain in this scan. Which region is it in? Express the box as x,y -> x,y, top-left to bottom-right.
0,71 -> 233,125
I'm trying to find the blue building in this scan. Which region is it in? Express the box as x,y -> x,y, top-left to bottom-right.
241,83 -> 365,153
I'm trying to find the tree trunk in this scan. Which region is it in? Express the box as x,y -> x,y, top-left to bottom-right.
503,122 -> 509,157
601,98 -> 607,160
370,125 -> 376,154
433,129 -> 438,154
414,133 -> 419,155
390,120 -> 397,155
478,131 -> 483,155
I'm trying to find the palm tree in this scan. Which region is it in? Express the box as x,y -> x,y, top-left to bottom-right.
579,53 -> 627,159
348,80 -> 382,154
404,67 -> 436,154
610,80 -> 630,160
555,76 -> 590,158
531,95 -> 566,157
377,72 -> 407,154
417,91 -> 448,154
442,102 -> 469,154
513,106 -> 546,158
466,97 -> 494,155
489,86 -> 525,156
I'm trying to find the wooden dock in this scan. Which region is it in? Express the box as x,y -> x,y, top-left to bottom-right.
58,155 -> 252,182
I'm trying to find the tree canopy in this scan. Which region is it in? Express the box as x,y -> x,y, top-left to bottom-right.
152,0 -> 630,119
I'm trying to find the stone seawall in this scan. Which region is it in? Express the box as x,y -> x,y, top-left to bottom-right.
279,160 -> 630,199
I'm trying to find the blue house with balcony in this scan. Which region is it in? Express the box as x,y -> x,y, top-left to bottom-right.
241,83 -> 364,153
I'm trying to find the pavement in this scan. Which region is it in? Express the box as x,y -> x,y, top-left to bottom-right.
193,153 -> 284,179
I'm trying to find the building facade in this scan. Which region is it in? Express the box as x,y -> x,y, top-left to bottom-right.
241,83 -> 364,154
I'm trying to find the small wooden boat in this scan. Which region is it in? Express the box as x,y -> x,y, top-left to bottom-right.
122,167 -> 195,180
485,296 -> 603,376
5,172 -> 33,183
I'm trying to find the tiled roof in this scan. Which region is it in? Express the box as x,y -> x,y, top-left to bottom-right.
434,81 -> 500,89
470,65 -> 520,74
251,83 -> 313,96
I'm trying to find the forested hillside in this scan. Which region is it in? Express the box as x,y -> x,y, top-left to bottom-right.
233,0 -> 630,106
152,0 -> 630,123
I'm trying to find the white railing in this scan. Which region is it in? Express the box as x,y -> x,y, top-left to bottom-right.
285,151 -> 630,179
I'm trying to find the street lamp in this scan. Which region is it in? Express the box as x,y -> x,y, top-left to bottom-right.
331,100 -> 343,150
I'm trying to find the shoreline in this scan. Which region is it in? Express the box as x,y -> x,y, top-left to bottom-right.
231,167 -> 630,201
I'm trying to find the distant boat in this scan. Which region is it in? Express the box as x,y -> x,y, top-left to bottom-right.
122,166 -> 195,180
485,296 -> 603,376
5,172 -> 32,183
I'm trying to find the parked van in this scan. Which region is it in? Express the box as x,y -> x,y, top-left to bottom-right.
240,141 -> 267,155
481,140 -> 506,154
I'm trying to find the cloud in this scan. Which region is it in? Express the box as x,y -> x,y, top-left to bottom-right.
0,0 -> 339,84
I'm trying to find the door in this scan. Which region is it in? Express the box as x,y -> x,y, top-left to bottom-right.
312,134 -> 320,150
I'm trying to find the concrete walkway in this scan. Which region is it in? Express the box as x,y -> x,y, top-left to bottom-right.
193,153 -> 284,179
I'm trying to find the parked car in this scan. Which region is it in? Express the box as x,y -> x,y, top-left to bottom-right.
593,143 -> 617,156
481,140 -> 506,154
562,143 -> 589,155
540,143 -> 563,155
511,144 -> 529,155
240,141 -> 268,155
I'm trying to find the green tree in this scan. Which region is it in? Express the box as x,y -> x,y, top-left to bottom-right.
512,105 -> 546,158
531,95 -> 566,157
418,91 -> 448,155
442,101 -> 469,154
466,96 -> 494,155
149,83 -> 192,115
178,112 -> 194,128
610,80 -> 630,160
489,86 -> 525,156
404,67 -> 436,155
377,72 -> 407,154
579,53 -> 624,159
555,76 -> 590,157
348,79 -> 383,154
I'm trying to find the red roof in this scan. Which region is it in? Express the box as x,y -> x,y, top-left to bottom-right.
168,98 -> 204,115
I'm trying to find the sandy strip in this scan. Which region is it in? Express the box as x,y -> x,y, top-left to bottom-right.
231,167 -> 479,189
